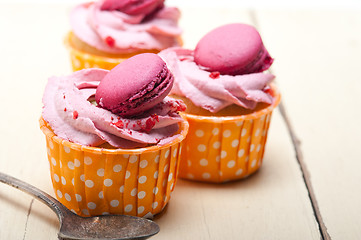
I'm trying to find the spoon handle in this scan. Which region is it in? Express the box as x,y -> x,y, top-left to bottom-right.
0,172 -> 65,220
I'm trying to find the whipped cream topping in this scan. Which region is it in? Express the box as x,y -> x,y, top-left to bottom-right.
159,48 -> 275,113
42,69 -> 186,148
70,1 -> 182,54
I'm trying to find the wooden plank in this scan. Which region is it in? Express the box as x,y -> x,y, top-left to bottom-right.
257,9 -> 361,240
0,188 -> 30,239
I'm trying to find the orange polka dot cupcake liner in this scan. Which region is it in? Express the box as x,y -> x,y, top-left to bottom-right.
39,118 -> 189,218
64,32 -> 128,71
178,85 -> 281,183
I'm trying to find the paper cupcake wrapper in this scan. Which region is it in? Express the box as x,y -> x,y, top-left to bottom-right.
178,86 -> 281,183
65,32 -> 183,71
64,33 -> 129,71
39,118 -> 188,217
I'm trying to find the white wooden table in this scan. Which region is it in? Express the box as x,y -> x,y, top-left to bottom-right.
0,3 -> 360,240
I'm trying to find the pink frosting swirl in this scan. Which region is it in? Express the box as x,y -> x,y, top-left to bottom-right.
42,69 -> 186,148
159,48 -> 275,113
70,0 -> 182,54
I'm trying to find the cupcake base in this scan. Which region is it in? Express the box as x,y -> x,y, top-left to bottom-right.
176,85 -> 281,183
65,32 -> 156,71
65,32 -> 182,71
39,118 -> 188,217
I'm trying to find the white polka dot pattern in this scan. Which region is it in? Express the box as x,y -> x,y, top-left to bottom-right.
197,144 -> 206,152
98,191 -> 104,199
61,177 -> 66,185
140,160 -> 148,168
195,129 -> 204,137
113,164 -> 122,172
88,202 -> 96,210
178,106 -> 276,183
64,146 -> 71,153
65,193 -> 71,201
110,200 -> 119,207
41,116 -> 185,218
75,194 -> 82,202
200,158 -> 208,166
82,209 -> 89,216
97,168 -> 104,177
84,157 -> 92,165
54,174 -> 59,182
104,179 -> 113,187
138,206 -> 145,214
139,176 -> 147,184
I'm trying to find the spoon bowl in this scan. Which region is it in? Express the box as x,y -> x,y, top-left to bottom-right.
0,172 -> 159,240
59,212 -> 158,240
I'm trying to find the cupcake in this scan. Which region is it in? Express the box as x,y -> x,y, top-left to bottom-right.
66,0 -> 182,71
159,23 -> 281,183
40,53 -> 188,217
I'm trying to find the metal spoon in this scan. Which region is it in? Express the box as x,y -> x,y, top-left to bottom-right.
0,172 -> 159,240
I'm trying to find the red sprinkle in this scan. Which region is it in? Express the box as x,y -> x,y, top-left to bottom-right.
209,71 -> 220,79
175,100 -> 187,112
264,87 -> 274,96
64,108 -> 67,112
111,116 -> 114,121
143,118 -> 156,133
112,120 -> 124,128
151,114 -> 159,122
73,111 -> 78,119
105,36 -> 115,47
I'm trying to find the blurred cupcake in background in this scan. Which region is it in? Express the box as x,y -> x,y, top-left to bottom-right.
159,23 -> 280,183
65,0 -> 182,71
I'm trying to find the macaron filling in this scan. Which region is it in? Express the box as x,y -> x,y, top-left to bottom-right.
111,64 -> 173,117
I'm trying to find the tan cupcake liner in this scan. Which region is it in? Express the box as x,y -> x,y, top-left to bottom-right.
40,118 -> 189,217
64,32 -> 129,71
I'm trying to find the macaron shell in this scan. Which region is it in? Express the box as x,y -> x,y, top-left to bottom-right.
95,53 -> 173,117
101,0 -> 165,15
194,23 -> 273,75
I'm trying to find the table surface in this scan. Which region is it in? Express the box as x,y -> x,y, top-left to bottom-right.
0,3 -> 360,240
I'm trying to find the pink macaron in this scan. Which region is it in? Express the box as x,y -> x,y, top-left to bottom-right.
95,53 -> 174,117
194,23 -> 273,76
